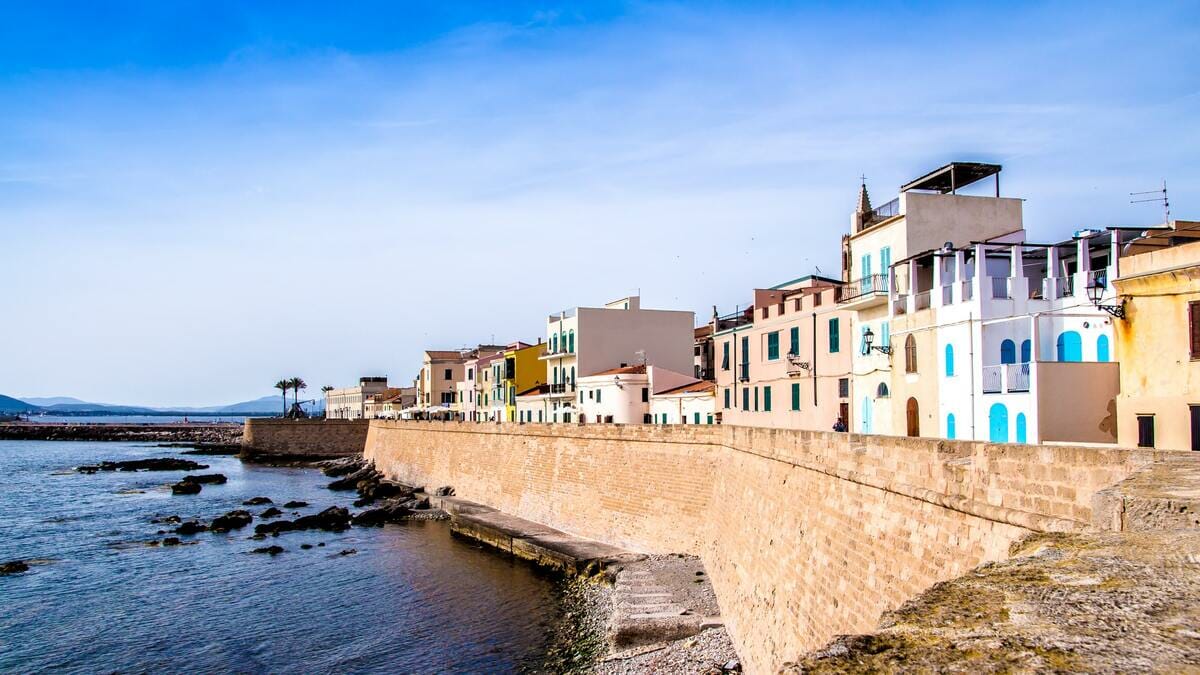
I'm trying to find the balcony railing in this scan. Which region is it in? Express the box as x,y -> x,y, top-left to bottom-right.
866,198 -> 900,225
962,278 -> 974,301
1052,276 -> 1074,299
839,273 -> 889,304
914,290 -> 931,311
786,354 -> 810,377
548,383 -> 576,395
991,276 -> 1010,299
983,363 -> 1031,394
942,285 -> 954,305
982,365 -> 1003,393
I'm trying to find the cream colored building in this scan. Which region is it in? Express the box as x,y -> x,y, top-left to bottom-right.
650,380 -> 717,425
1114,221 -> 1200,450
325,377 -> 390,420
841,163 -> 1022,435
527,295 -> 695,423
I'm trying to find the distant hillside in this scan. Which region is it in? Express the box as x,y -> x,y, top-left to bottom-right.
0,395 -> 41,413
20,396 -> 92,406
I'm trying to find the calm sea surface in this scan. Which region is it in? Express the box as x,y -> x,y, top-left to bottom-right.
0,441 -> 563,673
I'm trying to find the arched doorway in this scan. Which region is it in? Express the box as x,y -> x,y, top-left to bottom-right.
1056,331 -> 1082,362
906,397 -> 919,437
989,403 -> 1009,442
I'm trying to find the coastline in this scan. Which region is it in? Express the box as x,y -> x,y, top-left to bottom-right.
0,422 -> 243,448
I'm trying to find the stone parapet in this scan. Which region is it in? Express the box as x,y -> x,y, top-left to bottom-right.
242,418 -> 369,458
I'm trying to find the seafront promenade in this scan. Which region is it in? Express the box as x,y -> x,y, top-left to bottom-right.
245,418 -> 1200,673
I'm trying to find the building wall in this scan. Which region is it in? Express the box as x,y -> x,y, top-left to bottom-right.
243,418 -> 370,457
577,374 -> 650,424
1037,361 -> 1119,443
889,307 -> 941,437
852,303 -> 894,434
650,392 -> 716,424
363,421 -> 1156,674
576,306 -> 695,377
1115,242 -> 1200,450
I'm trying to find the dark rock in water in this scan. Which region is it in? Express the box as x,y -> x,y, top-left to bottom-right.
259,507 -> 283,519
283,501 -> 308,509
175,521 -> 208,535
251,545 -> 284,555
434,486 -> 455,497
254,506 -> 351,535
151,515 -> 182,525
327,464 -> 381,491
182,473 -> 227,485
242,497 -> 272,506
1,560 -> 30,575
210,510 -> 253,533
300,544 -> 313,550
352,500 -> 413,527
161,537 -> 182,547
76,458 -> 209,473
250,533 -> 266,541
320,457 -> 367,477
317,542 -> 325,547
401,496 -> 431,510
363,481 -> 411,500
171,480 -> 202,495
339,549 -> 357,556
353,497 -> 374,508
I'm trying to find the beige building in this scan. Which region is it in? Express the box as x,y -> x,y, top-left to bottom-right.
841,163 -> 1023,434
1114,221 -> 1200,450
713,277 -> 852,430
650,379 -> 717,425
526,295 -> 695,423
325,376 -> 390,420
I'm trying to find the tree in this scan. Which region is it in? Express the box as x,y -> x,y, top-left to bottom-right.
290,377 -> 307,410
274,379 -> 290,417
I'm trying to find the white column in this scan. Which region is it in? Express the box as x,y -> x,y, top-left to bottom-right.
955,250 -> 967,303
1010,245 -> 1025,301
932,255 -> 944,306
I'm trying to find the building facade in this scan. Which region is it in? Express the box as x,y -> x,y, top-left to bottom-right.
325,376 -> 390,420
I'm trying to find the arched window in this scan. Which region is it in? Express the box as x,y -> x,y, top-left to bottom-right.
1000,339 -> 1016,365
876,382 -> 890,398
904,335 -> 917,373
1096,335 -> 1110,362
568,330 -> 575,353
944,344 -> 955,377
946,413 -> 956,440
1020,339 -> 1032,363
1056,331 -> 1082,362
905,397 -> 919,437
570,366 -> 576,385
553,366 -> 559,384
1016,413 -> 1028,443
988,403 -> 1009,443
860,396 -> 873,434
551,334 -> 558,353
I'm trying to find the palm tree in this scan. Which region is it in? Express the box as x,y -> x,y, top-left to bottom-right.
274,379 -> 290,417
290,377 -> 307,411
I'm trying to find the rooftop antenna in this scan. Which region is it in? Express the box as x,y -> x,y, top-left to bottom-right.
1130,180 -> 1170,224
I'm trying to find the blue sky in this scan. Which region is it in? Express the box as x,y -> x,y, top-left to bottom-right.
2,1 -> 1197,406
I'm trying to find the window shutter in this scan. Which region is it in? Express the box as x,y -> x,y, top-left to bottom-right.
1191,302 -> 1200,358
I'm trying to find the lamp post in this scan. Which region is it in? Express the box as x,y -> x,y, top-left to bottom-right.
862,327 -> 892,355
1086,279 -> 1126,319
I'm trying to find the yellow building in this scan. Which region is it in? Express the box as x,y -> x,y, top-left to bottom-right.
1114,221 -> 1200,450
497,342 -> 544,422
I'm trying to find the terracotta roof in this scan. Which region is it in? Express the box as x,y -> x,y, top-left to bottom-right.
425,350 -> 465,360
516,383 -> 550,397
366,388 -> 405,403
694,325 -> 713,339
587,364 -> 647,377
475,351 -> 505,366
655,380 -> 716,396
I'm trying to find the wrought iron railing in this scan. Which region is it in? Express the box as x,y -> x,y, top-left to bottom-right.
839,273 -> 889,303
1006,363 -> 1031,392
982,365 -> 1003,393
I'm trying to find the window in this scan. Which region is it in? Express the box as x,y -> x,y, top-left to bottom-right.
905,335 -> 918,373
596,389 -> 602,403
946,413 -> 956,440
1016,413 -> 1028,444
1097,335 -> 1110,362
880,247 -> 892,277
707,414 -> 714,424
742,389 -> 749,411
762,306 -> 769,319
587,390 -> 592,400
721,342 -> 730,370
791,382 -> 801,411
861,253 -> 872,282
468,368 -> 474,381
444,368 -> 452,380
838,377 -> 849,398
876,382 -> 889,398
694,412 -> 701,424
813,292 -> 822,307
552,334 -> 558,353
763,386 -> 772,412
859,326 -> 869,356
538,410 -> 543,423
1137,415 -> 1155,448
1020,339 -> 1032,363
880,321 -> 890,350
789,327 -> 800,355
1000,339 -> 1016,365
568,330 -> 575,353
778,302 -> 785,316
767,332 -> 780,360
553,367 -> 558,384
794,298 -> 802,311
1192,302 -> 1200,359
828,318 -> 840,353
570,367 -> 575,385
642,387 -> 649,403
643,413 -> 652,424
724,388 -> 731,409
945,344 -> 955,377
1056,331 -> 1082,362
753,387 -> 759,411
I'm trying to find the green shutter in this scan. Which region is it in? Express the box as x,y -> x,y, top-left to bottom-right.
829,318 -> 840,353
789,327 -> 799,355
763,386 -> 772,412
791,382 -> 800,411
767,332 -> 779,360
724,388 -> 730,409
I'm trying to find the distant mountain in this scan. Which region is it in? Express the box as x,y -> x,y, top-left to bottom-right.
20,396 -> 93,407
0,395 -> 41,413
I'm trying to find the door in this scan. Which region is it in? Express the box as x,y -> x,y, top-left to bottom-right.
906,397 -> 919,437
1192,406 -> 1200,451
839,402 -> 849,430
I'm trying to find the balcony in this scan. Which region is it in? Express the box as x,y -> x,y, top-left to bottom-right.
990,277 -> 1011,300
914,290 -> 931,311
941,285 -> 954,305
547,383 -> 576,397
538,347 -> 576,360
738,363 -> 750,383
859,198 -> 900,231
786,354 -> 810,377
982,363 -> 1031,394
838,273 -> 889,308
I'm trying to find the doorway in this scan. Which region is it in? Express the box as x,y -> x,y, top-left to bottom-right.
906,397 -> 919,437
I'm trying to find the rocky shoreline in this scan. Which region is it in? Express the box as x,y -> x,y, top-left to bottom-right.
0,422 -> 243,448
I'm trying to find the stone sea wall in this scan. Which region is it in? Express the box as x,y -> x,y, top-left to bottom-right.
361,421 -> 1158,674
243,419 -> 369,458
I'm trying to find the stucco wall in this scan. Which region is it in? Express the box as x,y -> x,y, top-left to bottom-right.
242,418 -> 370,457
362,421 -> 1154,673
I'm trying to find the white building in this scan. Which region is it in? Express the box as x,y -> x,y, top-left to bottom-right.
650,380 -> 717,425
325,377 -> 390,420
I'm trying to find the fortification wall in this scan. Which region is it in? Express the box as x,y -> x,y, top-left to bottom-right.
243,419 -> 369,458
363,421 -> 1154,673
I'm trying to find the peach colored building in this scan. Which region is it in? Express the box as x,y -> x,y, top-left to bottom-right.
713,277 -> 852,430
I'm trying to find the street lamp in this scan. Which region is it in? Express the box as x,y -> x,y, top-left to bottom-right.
862,327 -> 892,355
1086,279 -> 1126,319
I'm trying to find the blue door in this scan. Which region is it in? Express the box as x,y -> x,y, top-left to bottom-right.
1020,339 -> 1032,363
861,396 -> 873,434
1096,335 -> 1110,362
989,403 -> 1009,442
1056,331 -> 1082,362
946,413 -> 956,440
1000,339 -> 1016,364
1016,413 -> 1028,443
